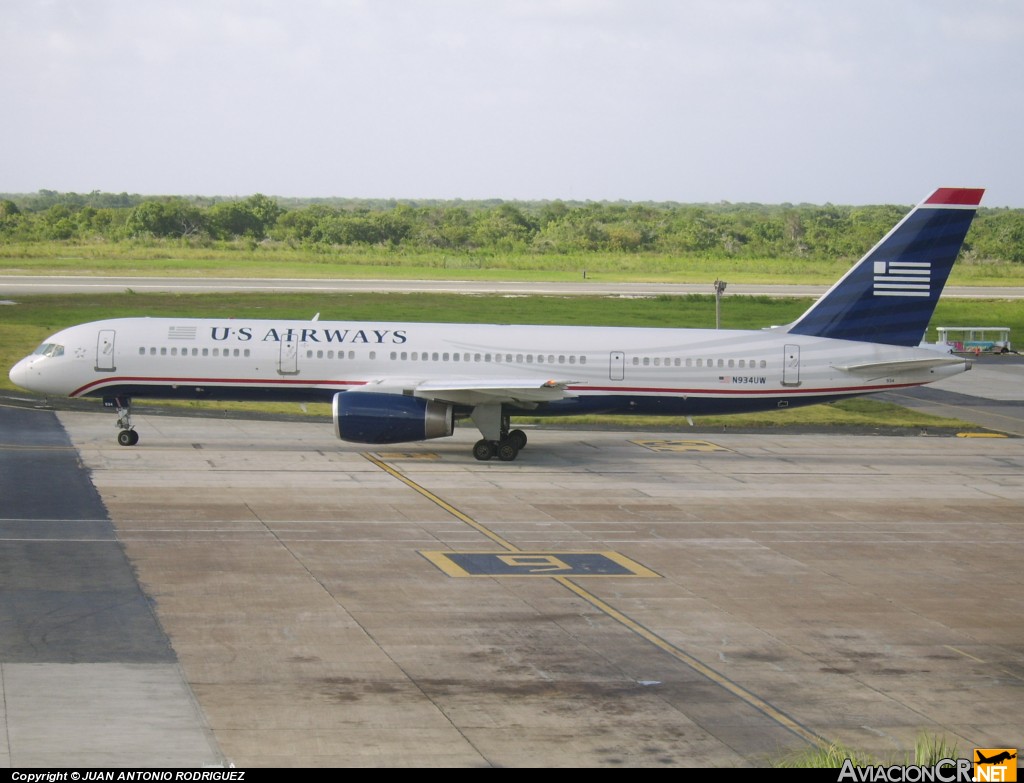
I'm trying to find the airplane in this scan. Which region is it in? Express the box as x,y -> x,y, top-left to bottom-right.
8,187 -> 984,461
976,751 -> 1016,765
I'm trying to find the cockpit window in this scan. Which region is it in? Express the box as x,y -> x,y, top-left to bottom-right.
32,343 -> 64,358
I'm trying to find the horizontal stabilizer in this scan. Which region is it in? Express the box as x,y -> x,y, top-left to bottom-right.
833,356 -> 968,375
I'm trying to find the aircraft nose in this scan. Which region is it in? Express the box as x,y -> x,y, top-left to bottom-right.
9,356 -> 33,390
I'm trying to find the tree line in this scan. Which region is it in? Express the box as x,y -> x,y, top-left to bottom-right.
1,190 -> 1022,262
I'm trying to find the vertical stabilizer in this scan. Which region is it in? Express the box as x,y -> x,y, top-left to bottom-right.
785,188 -> 984,346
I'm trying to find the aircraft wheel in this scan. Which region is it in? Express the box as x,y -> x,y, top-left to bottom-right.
509,429 -> 527,450
473,439 -> 495,461
497,440 -> 519,462
117,430 -> 138,447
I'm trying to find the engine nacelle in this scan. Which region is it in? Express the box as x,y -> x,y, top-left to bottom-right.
332,392 -> 454,444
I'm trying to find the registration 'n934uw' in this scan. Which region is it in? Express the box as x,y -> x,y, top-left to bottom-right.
9,187 -> 984,461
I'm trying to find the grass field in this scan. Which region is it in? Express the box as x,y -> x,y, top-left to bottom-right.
4,289 -> 1010,431
3,242 -> 1024,286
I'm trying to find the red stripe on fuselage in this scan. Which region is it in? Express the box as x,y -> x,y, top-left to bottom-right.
70,375 -> 921,399
568,382 -> 923,396
70,376 -> 368,398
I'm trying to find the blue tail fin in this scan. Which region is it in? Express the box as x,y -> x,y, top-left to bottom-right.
785,187 -> 984,346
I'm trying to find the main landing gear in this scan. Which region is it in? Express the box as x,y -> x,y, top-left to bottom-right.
473,428 -> 528,462
470,405 -> 527,461
106,396 -> 139,446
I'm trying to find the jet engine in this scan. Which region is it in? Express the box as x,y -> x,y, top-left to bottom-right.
332,391 -> 454,444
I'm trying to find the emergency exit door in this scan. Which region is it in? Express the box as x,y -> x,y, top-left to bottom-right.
609,351 -> 625,381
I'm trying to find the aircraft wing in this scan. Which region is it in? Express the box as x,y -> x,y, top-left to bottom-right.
412,378 -> 579,406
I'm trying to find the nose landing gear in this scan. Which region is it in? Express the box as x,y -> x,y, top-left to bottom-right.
105,396 -> 139,446
117,428 -> 140,446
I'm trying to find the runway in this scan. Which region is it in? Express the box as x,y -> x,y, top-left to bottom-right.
2,389 -> 1022,766
2,274 -> 1023,299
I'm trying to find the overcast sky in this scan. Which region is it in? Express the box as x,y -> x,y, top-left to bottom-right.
3,0 -> 1022,206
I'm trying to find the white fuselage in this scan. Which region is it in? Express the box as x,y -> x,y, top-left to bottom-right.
9,316 -> 969,417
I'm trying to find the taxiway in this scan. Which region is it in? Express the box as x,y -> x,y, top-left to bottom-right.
2,381 -> 1022,766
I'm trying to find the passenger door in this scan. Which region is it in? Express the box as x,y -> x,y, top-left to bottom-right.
95,329 -> 116,372
782,344 -> 801,387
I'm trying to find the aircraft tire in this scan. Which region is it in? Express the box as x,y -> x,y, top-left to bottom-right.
117,430 -> 137,447
497,440 -> 519,462
473,439 -> 495,461
509,429 -> 527,450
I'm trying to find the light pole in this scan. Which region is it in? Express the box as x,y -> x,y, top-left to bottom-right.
714,279 -> 727,329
